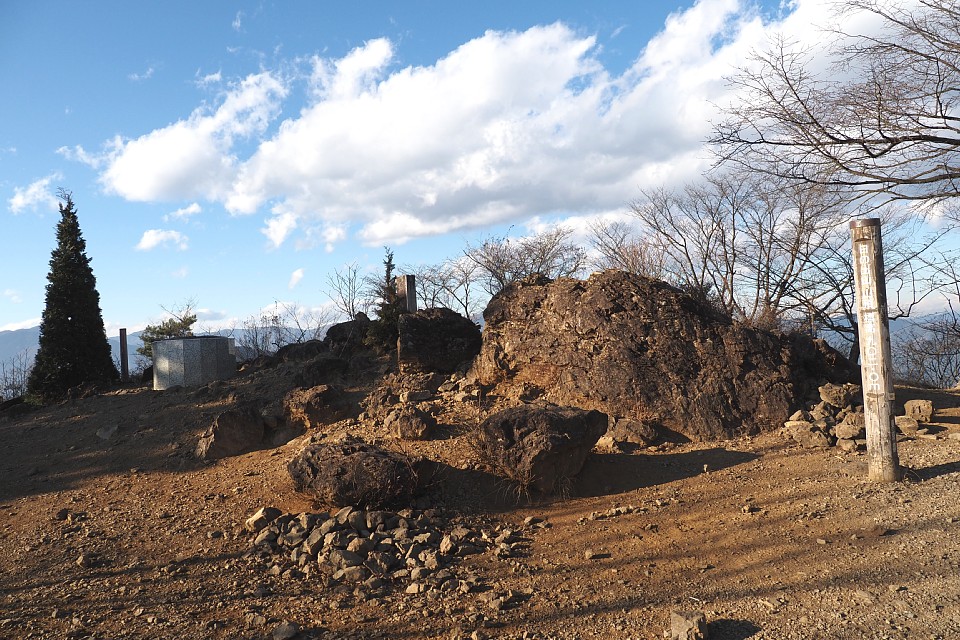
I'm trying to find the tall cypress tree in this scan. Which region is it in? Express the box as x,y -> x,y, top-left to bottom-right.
28,191 -> 118,398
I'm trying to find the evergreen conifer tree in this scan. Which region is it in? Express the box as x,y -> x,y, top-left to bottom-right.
27,191 -> 118,398
364,248 -> 408,352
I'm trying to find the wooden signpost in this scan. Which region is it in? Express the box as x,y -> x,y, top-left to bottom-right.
119,328 -> 129,383
850,219 -> 901,482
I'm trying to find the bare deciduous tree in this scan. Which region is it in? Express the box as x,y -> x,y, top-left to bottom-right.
790,208 -> 955,360
438,257 -> 482,321
630,172 -> 850,328
588,220 -> 667,278
894,313 -> 960,388
713,0 -> 960,210
405,257 -> 483,321
465,227 -> 587,296
326,262 -> 368,320
0,349 -> 32,400
629,171 -> 957,357
234,301 -> 334,360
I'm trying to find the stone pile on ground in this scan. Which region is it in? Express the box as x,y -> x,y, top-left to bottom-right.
784,383 -> 937,450
244,506 -> 542,608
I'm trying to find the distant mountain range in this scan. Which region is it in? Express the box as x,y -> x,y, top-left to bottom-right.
0,325 -> 308,372
0,326 -> 147,368
0,316 -> 926,371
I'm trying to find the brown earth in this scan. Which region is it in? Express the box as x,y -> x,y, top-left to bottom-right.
2,371 -> 960,640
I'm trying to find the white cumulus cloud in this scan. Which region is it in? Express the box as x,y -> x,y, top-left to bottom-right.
288,268 -> 305,289
166,202 -> 202,221
78,0 -> 875,249
9,174 -> 62,214
128,66 -> 155,82
98,71 -> 287,202
136,229 -> 189,251
3,289 -> 22,304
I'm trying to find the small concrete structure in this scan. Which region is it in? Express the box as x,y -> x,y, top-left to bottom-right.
153,336 -> 236,390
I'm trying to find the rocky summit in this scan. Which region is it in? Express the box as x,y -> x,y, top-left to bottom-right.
473,271 -> 854,441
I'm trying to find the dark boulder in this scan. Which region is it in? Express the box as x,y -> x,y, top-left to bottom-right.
287,441 -> 420,508
321,313 -> 371,358
479,404 -> 607,494
293,356 -> 350,388
196,405 -> 266,460
398,308 -> 481,375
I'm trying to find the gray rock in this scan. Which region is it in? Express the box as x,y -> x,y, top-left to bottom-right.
472,271 -> 855,441
335,565 -> 369,582
329,549 -> 364,569
606,416 -> 658,447
895,415 -> 920,437
272,621 -> 300,640
254,527 -> 278,546
364,551 -> 398,574
302,529 -> 325,556
346,537 -> 375,555
836,438 -> 860,453
346,509 -> 367,531
670,610 -> 708,640
283,384 -> 356,430
835,413 -> 865,440
904,399 -> 934,423
399,390 -> 433,403
385,405 -> 437,441
785,420 -> 832,449
397,307 -> 482,376
819,383 -> 861,408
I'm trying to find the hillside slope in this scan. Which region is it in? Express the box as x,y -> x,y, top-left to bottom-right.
1,359 -> 959,639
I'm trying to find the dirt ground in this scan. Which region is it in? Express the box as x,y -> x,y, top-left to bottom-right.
2,373 -> 960,640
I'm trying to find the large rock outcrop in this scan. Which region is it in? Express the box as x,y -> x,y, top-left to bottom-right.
397,308 -> 482,375
473,271 -> 854,441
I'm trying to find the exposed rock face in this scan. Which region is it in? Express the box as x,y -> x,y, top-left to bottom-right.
398,308 -> 482,375
479,404 -> 607,494
287,441 -> 421,508
196,405 -> 266,460
473,272 -> 854,441
322,313 -> 371,358
283,384 -> 357,430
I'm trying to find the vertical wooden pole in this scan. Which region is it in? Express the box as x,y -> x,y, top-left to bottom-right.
850,219 -> 901,482
119,328 -> 129,383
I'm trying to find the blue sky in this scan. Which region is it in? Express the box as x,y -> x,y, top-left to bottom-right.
2,0 -> 836,335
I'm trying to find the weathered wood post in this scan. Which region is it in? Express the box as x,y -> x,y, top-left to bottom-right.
850,218 -> 901,482
119,328 -> 129,383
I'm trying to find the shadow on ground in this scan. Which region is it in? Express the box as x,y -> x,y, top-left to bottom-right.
575,447 -> 761,498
